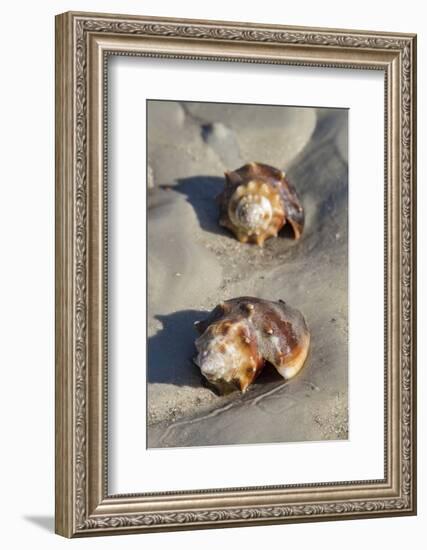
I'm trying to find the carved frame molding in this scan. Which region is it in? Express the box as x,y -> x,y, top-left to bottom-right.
55,11 -> 416,537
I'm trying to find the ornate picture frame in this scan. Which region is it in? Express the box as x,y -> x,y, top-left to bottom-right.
55,11 -> 417,537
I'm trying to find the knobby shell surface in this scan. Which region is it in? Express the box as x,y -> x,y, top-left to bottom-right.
194,297 -> 310,394
218,162 -> 305,246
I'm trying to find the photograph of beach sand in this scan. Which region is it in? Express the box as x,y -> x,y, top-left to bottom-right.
146,100 -> 348,449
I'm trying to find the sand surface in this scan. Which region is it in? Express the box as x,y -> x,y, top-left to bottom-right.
147,101 -> 348,448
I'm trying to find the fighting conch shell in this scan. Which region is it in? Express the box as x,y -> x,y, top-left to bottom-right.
194,297 -> 310,394
218,162 -> 304,246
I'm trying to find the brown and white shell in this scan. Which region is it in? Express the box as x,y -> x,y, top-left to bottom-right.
218,162 -> 304,246
194,297 -> 310,394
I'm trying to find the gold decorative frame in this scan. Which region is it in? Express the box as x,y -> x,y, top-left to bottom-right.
55,11 -> 417,537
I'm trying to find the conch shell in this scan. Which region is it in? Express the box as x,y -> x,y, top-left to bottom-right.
218,162 -> 304,246
194,297 -> 310,394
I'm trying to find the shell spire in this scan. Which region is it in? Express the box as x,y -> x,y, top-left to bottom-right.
218,162 -> 304,246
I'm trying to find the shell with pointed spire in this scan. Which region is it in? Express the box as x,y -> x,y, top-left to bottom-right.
218,162 -> 304,246
194,297 -> 310,394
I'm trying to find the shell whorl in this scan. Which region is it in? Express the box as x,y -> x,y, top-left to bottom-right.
194,297 -> 310,394
218,162 -> 304,246
228,180 -> 279,235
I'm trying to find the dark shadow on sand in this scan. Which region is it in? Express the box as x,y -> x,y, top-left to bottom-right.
147,309 -> 207,387
171,176 -> 231,238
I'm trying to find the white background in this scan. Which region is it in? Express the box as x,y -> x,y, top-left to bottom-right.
0,1 -> 424,548
110,60 -> 384,493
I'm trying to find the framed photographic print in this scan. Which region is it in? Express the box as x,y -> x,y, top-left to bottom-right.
55,11 -> 417,537
145,99 -> 348,449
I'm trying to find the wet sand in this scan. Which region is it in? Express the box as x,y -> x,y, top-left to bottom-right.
147,101 -> 348,448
